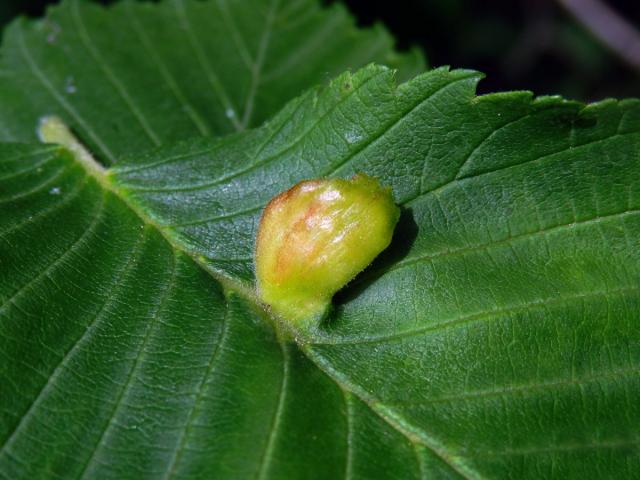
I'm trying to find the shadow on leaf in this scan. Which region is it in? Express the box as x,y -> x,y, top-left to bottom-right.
331,205 -> 418,312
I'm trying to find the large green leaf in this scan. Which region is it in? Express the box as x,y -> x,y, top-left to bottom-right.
3,62 -> 640,478
109,65 -> 640,478
2,2 -> 640,480
0,0 -> 424,165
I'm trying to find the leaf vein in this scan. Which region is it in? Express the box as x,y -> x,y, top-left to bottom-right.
405,131 -> 638,205
303,346 -> 479,480
318,285 -> 640,346
125,1 -> 211,136
0,164 -> 67,205
77,248 -> 178,479
388,208 -> 640,276
0,175 -> 88,238
0,189 -> 104,316
164,74 -> 475,227
123,69 -> 386,195
70,0 -> 161,146
452,109 -> 536,180
256,341 -> 290,480
16,23 -> 116,164
161,291 -> 232,480
241,0 -> 280,128
0,227 -> 148,457
0,148 -> 56,181
392,365 -> 640,407
323,74 -> 478,178
343,391 -> 354,480
216,0 -> 254,69
174,0 -> 242,131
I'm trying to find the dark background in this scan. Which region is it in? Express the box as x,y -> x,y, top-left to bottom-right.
1,0 -> 639,101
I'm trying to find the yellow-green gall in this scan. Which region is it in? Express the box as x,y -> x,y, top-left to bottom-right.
255,174 -> 400,329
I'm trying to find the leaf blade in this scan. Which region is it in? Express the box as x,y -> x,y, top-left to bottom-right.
0,0 -> 424,164
0,142 -> 423,480
110,65 -> 640,478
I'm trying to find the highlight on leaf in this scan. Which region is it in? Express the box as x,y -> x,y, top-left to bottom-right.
255,174 -> 400,330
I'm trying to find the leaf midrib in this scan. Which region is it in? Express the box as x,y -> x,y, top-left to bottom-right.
57,135 -> 479,478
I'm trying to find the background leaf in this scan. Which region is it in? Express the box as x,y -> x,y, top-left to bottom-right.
0,0 -> 423,165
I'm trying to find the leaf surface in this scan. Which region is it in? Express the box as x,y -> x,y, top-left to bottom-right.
0,143 -> 428,479
110,64 -> 640,478
1,2 -> 640,480
0,0 -> 423,165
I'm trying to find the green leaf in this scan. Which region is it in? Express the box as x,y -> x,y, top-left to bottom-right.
3,61 -> 640,478
2,2 -> 640,480
109,65 -> 640,477
0,0 -> 424,165
0,143 -> 427,479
